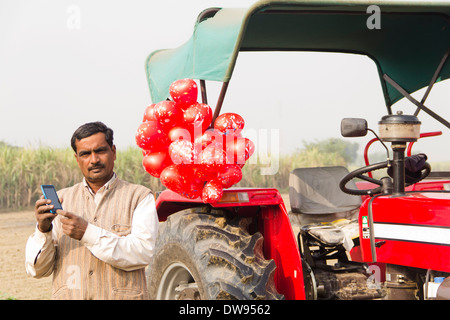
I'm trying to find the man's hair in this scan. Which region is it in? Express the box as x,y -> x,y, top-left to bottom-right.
71,121 -> 114,153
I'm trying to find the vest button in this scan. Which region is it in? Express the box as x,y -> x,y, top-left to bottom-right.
93,217 -> 97,222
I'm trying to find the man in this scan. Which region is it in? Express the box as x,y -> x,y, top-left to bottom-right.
25,122 -> 159,300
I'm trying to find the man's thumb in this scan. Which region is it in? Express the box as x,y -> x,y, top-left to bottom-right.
57,210 -> 72,218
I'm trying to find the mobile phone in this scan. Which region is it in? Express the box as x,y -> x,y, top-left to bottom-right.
40,185 -> 63,214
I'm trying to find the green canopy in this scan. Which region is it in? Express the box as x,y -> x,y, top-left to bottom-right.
145,0 -> 450,109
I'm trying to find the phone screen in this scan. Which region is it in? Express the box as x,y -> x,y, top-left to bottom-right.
40,185 -> 63,214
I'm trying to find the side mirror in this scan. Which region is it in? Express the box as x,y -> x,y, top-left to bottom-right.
341,118 -> 368,137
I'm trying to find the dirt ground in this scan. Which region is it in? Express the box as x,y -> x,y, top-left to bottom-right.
0,210 -> 52,300
0,194 -> 291,300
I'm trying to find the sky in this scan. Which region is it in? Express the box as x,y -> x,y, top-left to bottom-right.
1,0 -> 449,164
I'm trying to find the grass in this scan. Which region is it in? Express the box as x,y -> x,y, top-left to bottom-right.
0,142 -> 349,211
0,292 -> 16,300
238,147 -> 347,192
0,144 -> 165,211
3,142 -> 448,211
0,144 -> 82,210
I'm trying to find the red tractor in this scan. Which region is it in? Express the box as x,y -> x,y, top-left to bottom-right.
144,1 -> 450,300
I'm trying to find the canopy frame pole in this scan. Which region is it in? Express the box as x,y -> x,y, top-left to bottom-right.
383,73 -> 450,129
414,48 -> 450,116
200,79 -> 208,105
212,81 -> 230,124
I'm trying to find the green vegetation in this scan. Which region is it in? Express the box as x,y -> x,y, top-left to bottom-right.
0,292 -> 16,300
0,143 -> 82,210
7,137 -> 446,211
239,145 -> 347,191
0,143 -> 164,211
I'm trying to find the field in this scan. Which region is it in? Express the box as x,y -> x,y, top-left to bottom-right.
0,143 -> 349,212
0,193 -> 290,300
1,143 -> 448,299
0,142 -> 344,299
0,210 -> 52,300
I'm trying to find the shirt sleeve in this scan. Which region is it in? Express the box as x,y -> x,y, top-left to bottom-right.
79,193 -> 159,271
25,225 -> 57,278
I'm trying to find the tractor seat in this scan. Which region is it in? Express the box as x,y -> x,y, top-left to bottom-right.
288,166 -> 362,250
301,219 -> 359,251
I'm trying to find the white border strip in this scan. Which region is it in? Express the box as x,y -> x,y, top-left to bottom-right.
374,223 -> 450,245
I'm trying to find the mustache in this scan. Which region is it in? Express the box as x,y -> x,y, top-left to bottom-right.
88,164 -> 105,171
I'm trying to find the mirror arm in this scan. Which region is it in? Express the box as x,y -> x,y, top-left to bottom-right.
367,128 -> 390,167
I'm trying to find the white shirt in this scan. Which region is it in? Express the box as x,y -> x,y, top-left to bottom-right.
25,175 -> 159,276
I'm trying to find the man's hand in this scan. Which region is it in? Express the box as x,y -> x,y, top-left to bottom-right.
57,210 -> 88,241
35,197 -> 57,233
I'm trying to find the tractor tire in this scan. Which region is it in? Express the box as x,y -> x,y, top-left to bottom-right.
147,208 -> 283,300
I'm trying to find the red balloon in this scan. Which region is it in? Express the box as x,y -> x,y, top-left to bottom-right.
193,128 -> 224,149
184,103 -> 213,133
214,113 -> 245,136
177,166 -> 204,199
221,132 -> 242,152
180,180 -> 204,199
200,143 -> 226,173
202,179 -> 223,204
218,164 -> 243,188
169,79 -> 198,108
192,164 -> 218,182
139,94 -> 252,202
154,100 -> 183,128
135,121 -> 169,152
225,137 -> 255,165
168,140 -> 194,165
143,104 -> 157,122
142,151 -> 172,178
160,164 -> 184,193
168,126 -> 192,142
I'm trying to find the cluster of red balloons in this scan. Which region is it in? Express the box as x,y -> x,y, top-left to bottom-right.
136,79 -> 255,203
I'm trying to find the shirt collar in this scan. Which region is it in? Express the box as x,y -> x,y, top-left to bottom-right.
83,172 -> 117,195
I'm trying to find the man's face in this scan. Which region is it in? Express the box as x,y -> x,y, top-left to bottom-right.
74,132 -> 116,185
